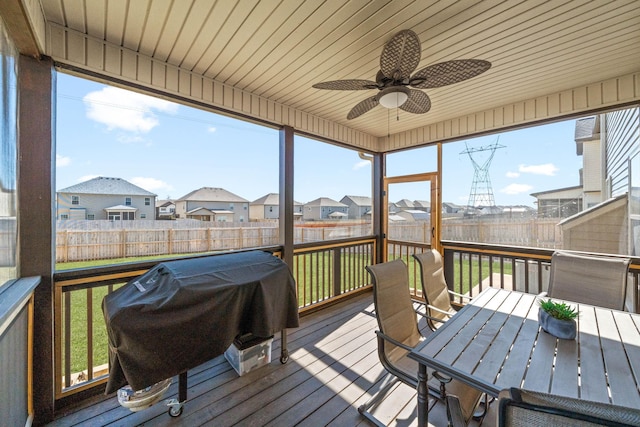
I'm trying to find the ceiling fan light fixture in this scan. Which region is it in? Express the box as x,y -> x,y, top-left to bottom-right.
378,87 -> 409,108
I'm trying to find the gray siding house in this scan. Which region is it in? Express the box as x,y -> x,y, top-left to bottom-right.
303,197 -> 348,221
156,199 -> 176,220
249,193 -> 303,221
56,177 -> 156,220
340,195 -> 371,219
175,187 -> 249,222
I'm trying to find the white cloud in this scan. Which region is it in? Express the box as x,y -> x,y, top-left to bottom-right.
56,154 -> 71,167
83,87 -> 178,133
518,163 -> 558,176
500,183 -> 533,195
353,160 -> 371,170
207,126 -> 217,133
506,171 -> 520,178
129,177 -> 174,193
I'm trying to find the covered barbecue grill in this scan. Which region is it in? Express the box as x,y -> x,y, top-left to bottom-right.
102,250 -> 299,415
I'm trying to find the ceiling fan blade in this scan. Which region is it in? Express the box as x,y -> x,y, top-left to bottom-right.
400,89 -> 431,114
380,30 -> 421,80
410,59 -> 491,89
312,79 -> 378,90
347,96 -> 379,120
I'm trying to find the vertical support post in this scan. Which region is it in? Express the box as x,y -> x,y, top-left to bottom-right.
372,153 -> 384,264
279,125 -> 294,267
18,55 -> 55,425
332,248 -> 341,297
279,125 -> 294,363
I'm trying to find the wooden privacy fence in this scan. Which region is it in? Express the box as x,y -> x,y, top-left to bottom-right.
55,218 -> 564,263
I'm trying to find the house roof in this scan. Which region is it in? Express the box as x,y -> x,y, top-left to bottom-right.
58,177 -> 156,196
156,199 -> 175,207
396,199 -> 415,208
340,195 -> 372,206
304,197 -> 347,207
413,200 -> 431,208
530,185 -> 583,198
177,187 -> 248,203
104,205 -> 137,211
251,193 -> 302,206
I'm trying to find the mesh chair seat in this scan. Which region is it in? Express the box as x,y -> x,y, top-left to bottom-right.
414,250 -> 470,331
498,388 -> 640,427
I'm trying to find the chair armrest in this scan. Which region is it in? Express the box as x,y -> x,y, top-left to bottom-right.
428,304 -> 456,317
375,330 -> 414,352
447,289 -> 473,300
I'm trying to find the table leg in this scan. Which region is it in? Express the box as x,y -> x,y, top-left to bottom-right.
417,363 -> 428,427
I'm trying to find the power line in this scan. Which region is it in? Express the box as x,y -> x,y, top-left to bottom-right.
461,137 -> 505,209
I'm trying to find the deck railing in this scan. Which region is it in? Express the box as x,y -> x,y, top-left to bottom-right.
52,238 -> 375,406
52,237 -> 640,408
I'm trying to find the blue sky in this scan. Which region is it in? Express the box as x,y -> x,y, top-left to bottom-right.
56,73 -> 581,207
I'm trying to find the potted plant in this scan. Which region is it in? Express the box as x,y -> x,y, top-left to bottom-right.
538,298 -> 578,340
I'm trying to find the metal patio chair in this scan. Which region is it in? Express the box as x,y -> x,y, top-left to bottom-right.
497,387 -> 640,427
547,250 -> 630,311
413,249 -> 472,331
359,259 -> 484,427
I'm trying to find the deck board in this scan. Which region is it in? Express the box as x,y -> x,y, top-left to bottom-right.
47,292 -> 493,427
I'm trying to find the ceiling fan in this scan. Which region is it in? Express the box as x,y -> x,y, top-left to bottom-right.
312,29 -> 491,120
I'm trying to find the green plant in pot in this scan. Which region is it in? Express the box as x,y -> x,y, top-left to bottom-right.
538,298 -> 578,340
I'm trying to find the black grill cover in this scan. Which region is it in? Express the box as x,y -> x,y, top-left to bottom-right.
102,250 -> 299,394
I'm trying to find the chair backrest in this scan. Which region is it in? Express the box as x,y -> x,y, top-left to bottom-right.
366,259 -> 421,361
413,250 -> 454,327
548,251 -> 630,310
498,388 -> 640,427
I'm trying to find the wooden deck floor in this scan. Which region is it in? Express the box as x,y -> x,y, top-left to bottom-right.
47,292 -> 495,427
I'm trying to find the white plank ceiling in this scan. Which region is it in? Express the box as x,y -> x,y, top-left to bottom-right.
40,0 -> 640,143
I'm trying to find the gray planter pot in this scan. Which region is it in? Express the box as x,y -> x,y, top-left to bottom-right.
538,308 -> 576,340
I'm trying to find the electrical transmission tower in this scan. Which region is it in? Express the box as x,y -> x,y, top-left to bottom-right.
461,138 -> 505,209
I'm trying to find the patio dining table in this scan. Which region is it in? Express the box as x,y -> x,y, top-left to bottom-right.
409,287 -> 640,426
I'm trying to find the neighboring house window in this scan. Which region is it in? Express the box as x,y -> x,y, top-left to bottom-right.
72,195 -> 79,205
60,214 -> 69,220
229,203 -> 234,210
145,197 -> 150,206
123,212 -> 134,220
108,213 -> 120,221
269,207 -> 273,212
244,205 -> 247,210
87,214 -> 94,220
140,214 -> 146,219
125,197 -> 132,206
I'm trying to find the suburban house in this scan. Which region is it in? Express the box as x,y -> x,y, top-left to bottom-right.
413,200 -> 431,212
155,199 -> 176,220
56,177 -> 156,221
442,202 -> 465,214
396,209 -> 430,221
174,187 -> 249,223
531,186 -> 583,218
303,197 -> 348,221
555,108 -> 640,255
340,195 -> 372,220
249,193 -> 303,221
395,199 -> 415,209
